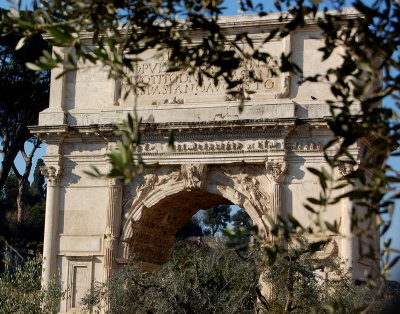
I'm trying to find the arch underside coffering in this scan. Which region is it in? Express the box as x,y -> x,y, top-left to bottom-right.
119,164 -> 274,265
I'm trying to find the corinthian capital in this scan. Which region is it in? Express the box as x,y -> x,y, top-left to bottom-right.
338,159 -> 358,177
109,178 -> 122,187
40,166 -> 62,184
266,160 -> 287,183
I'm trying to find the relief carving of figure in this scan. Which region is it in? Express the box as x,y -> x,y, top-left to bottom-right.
286,140 -> 322,152
221,165 -> 269,214
131,174 -> 159,209
156,169 -> 180,186
180,164 -> 207,190
237,174 -> 270,213
268,140 -> 276,151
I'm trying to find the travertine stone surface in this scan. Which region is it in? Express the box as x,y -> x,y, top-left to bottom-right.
29,9 -> 375,313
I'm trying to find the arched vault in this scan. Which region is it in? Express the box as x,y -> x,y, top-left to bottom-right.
119,164 -> 273,265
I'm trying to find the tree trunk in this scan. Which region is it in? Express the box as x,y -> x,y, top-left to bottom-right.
16,177 -> 27,223
0,126 -> 30,191
13,137 -> 41,224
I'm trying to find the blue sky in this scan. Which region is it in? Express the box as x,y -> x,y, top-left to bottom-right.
2,0 -> 399,280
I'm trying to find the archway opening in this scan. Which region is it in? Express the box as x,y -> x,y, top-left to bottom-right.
176,205 -> 252,240
128,189 -> 252,267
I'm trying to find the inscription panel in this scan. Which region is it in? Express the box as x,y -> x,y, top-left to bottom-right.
120,38 -> 290,106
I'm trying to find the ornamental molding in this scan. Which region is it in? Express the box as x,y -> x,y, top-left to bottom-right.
28,118 -> 330,140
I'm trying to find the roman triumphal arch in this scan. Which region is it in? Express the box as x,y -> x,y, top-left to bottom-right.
29,9 -> 375,313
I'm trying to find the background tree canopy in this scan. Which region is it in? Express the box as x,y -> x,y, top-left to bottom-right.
0,8 -> 49,264
0,25 -> 49,192
0,158 -> 46,256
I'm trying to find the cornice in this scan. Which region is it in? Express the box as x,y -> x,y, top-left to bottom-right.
43,8 -> 362,42
29,117 -> 330,138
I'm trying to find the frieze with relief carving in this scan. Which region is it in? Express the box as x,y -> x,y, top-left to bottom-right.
285,140 -> 322,152
133,137 -> 322,156
134,139 -> 289,155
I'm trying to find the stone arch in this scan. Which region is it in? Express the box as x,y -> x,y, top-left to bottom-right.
119,164 -> 272,266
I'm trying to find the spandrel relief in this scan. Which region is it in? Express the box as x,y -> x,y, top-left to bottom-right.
130,173 -> 159,210
219,165 -> 271,215
123,167 -> 181,215
180,164 -> 208,190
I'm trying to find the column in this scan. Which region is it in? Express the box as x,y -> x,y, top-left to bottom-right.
103,179 -> 123,283
266,160 -> 288,224
41,166 -> 62,289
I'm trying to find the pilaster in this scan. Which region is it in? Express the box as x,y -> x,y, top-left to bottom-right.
338,162 -> 355,273
103,179 -> 123,283
266,160 -> 288,224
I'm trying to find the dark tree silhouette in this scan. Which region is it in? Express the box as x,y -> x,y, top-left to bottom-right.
30,158 -> 46,202
231,208 -> 252,229
203,205 -> 231,236
0,159 -> 46,256
0,18 -> 50,196
176,217 -> 204,240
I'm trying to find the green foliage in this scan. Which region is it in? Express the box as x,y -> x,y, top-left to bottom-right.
263,238 -> 367,313
0,159 -> 46,266
0,174 -> 19,244
0,258 -> 64,314
231,208 -> 252,230
84,113 -> 143,183
0,173 -> 18,210
82,245 -> 259,314
81,240 -> 383,314
203,204 -> 231,235
22,201 -> 45,247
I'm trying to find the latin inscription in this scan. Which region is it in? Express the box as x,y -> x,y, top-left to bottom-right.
133,59 -> 277,98
121,42 -> 288,105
